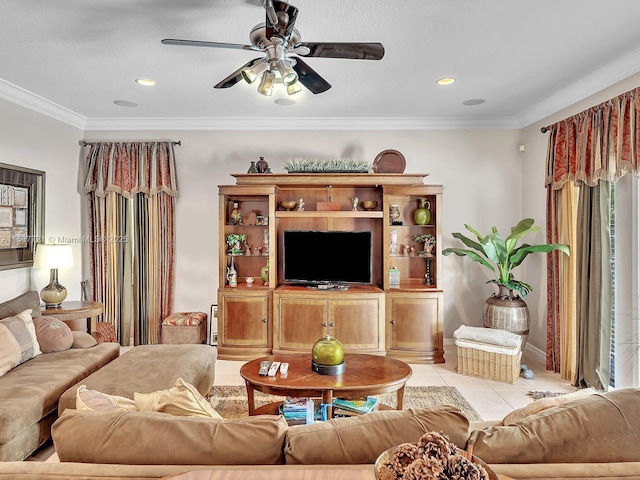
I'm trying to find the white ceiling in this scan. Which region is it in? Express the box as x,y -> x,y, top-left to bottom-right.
2,0 -> 640,131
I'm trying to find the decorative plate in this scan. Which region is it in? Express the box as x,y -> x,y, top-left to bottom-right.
373,149 -> 406,173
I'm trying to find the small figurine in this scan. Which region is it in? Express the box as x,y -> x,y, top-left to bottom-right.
245,244 -> 252,255
297,198 -> 305,211
352,196 -> 359,211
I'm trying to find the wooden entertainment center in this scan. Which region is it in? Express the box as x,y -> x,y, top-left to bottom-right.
217,173 -> 444,363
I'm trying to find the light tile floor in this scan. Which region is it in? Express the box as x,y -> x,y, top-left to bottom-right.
215,344 -> 577,422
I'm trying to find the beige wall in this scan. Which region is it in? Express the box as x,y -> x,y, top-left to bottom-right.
1,71 -> 639,356
0,98 -> 84,302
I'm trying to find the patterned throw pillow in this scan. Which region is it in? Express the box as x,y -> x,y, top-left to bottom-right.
33,316 -> 74,352
0,309 -> 41,376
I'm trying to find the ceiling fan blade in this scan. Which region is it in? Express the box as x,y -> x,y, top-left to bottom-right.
297,42 -> 385,60
291,57 -> 331,94
214,58 -> 263,89
161,38 -> 261,52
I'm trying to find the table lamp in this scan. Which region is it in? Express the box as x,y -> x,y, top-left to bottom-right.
34,244 -> 74,307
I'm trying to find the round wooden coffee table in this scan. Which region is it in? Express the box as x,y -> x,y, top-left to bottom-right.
240,353 -> 412,418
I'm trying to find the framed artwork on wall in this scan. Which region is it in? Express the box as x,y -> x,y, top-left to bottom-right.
0,163 -> 45,270
209,304 -> 218,345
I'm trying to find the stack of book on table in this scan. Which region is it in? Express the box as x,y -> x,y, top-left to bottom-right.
332,396 -> 380,416
279,397 -> 321,424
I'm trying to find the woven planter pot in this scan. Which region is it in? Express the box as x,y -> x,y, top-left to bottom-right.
483,285 -> 530,348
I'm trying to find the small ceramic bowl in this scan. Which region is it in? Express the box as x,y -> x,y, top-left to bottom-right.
280,200 -> 297,210
361,200 -> 378,210
246,277 -> 254,285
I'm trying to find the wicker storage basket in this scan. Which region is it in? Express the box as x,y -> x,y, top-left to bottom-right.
456,341 -> 522,384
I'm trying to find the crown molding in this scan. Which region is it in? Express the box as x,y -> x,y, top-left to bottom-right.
517,46 -> 640,128
0,78 -> 87,130
83,116 -> 521,131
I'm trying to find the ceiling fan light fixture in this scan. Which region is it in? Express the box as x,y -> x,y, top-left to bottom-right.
436,77 -> 456,86
287,81 -> 302,95
257,70 -> 275,96
242,60 -> 269,84
277,59 -> 298,86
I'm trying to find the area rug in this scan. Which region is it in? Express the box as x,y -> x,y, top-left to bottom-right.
210,385 -> 482,422
526,391 -> 567,400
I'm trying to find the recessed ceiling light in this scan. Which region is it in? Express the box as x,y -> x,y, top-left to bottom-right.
462,99 -> 486,106
135,78 -> 156,86
113,100 -> 138,107
436,77 -> 456,86
274,98 -> 296,106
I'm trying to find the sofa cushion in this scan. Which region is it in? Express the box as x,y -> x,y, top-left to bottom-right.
33,316 -> 73,353
0,343 -> 120,445
0,310 -> 41,376
0,291 -> 42,320
468,388 -> 640,464
284,406 -> 471,465
58,344 -> 217,414
52,409 -> 288,465
134,377 -> 222,418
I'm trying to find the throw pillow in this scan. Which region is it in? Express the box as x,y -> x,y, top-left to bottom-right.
71,331 -> 98,349
134,377 -> 222,418
33,315 -> 73,352
0,309 -> 41,362
469,388 -> 640,464
76,385 -> 136,412
0,323 -> 22,376
502,387 -> 598,425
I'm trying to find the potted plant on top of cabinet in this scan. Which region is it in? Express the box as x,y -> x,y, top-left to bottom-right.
442,218 -> 570,347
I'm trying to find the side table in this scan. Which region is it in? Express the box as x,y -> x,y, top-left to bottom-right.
42,301 -> 104,334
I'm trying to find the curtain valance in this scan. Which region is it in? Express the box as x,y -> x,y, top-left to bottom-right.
84,142 -> 178,198
544,86 -> 640,190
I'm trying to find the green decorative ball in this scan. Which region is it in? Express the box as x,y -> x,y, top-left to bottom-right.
312,335 -> 344,366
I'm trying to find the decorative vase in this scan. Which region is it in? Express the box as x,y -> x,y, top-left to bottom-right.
256,156 -> 269,173
226,257 -> 237,287
413,198 -> 431,225
483,285 -> 530,348
260,258 -> 269,285
311,335 -> 346,375
389,204 -> 401,225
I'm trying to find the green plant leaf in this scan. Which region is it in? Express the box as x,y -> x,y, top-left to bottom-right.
510,243 -> 570,267
441,247 -> 495,273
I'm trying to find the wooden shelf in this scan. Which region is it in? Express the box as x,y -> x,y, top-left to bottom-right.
276,210 -> 383,218
232,173 -> 429,186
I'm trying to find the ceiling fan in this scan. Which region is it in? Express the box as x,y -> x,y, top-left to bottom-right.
161,0 -> 385,96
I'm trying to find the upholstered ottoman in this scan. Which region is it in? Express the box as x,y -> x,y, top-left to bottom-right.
162,312 -> 207,344
58,344 -> 216,414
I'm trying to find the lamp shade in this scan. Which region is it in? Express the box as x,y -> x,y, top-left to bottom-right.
34,244 -> 74,269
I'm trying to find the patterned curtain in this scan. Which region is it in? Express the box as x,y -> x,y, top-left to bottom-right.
544,86 -> 640,385
84,142 -> 178,345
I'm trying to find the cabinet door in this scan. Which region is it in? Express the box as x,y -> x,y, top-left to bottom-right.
329,297 -> 384,351
276,297 -> 328,350
387,292 -> 444,363
219,292 -> 270,347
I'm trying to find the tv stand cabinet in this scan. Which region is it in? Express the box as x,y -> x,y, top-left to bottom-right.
217,173 -> 444,363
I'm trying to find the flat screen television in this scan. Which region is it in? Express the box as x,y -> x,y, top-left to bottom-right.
283,230 -> 372,285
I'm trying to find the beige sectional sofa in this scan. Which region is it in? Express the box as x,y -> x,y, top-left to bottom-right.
0,291 -> 120,462
1,388 -> 638,479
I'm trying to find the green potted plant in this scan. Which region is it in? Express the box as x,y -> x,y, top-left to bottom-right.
442,218 -> 570,346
